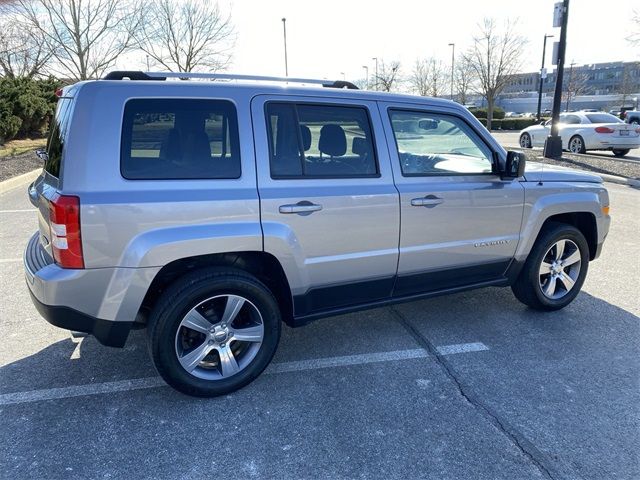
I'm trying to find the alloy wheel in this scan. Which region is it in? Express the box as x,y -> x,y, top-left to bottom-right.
174,294 -> 264,380
538,239 -> 582,300
568,137 -> 583,153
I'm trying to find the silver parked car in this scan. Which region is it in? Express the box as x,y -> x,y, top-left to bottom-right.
25,71 -> 611,397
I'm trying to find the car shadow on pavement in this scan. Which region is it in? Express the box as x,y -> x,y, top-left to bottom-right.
1,287 -> 638,400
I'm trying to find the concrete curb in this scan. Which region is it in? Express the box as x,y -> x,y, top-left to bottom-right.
598,173 -> 640,188
0,169 -> 40,194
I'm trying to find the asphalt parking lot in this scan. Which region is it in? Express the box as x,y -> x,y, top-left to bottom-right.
1,179 -> 638,479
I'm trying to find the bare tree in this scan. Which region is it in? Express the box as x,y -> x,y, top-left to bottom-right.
464,18 -> 527,129
0,13 -> 51,78
374,60 -> 401,92
454,56 -> 476,105
134,0 -> 235,73
411,58 -> 446,97
563,71 -> 589,111
618,62 -> 640,107
14,0 -> 144,80
628,10 -> 639,47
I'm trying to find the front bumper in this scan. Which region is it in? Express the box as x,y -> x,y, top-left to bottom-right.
24,233 -> 138,347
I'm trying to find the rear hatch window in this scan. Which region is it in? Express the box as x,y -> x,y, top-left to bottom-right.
44,97 -> 74,178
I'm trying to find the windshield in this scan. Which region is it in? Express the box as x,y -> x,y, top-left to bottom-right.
585,113 -> 623,124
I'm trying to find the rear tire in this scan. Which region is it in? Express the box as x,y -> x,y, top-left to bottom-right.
511,223 -> 589,311
612,149 -> 630,157
519,132 -> 532,149
147,268 -> 281,397
568,135 -> 586,154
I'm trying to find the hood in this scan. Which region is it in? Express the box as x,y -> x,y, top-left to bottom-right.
523,161 -> 602,183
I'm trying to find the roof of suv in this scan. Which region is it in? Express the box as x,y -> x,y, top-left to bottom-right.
67,71 -> 460,109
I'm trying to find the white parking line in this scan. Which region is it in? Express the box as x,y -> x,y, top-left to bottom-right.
266,348 -> 429,374
0,259 -> 22,264
436,342 -> 489,355
0,209 -> 36,213
0,342 -> 489,406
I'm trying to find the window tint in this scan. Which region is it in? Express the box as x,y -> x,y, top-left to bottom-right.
389,110 -> 493,176
121,99 -> 240,179
45,98 -> 73,178
266,103 -> 378,178
585,113 -> 623,124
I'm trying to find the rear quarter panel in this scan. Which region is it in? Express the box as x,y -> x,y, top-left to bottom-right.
63,81 -> 262,269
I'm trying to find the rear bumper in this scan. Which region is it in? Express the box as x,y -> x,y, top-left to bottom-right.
23,232 -> 156,347
590,138 -> 640,149
28,290 -> 132,347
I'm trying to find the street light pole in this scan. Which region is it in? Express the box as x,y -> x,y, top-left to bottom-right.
372,57 -> 378,91
536,34 -> 554,121
281,18 -> 288,77
362,65 -> 369,89
448,43 -> 455,101
340,72 -> 345,80
544,0 -> 570,160
566,61 -> 575,112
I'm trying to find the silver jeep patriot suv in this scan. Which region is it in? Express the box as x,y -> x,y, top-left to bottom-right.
25,71 -> 611,397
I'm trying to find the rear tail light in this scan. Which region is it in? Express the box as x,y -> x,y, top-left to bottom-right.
48,194 -> 84,269
594,126 -> 614,133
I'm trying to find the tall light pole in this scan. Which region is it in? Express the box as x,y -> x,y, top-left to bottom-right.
566,61 -> 576,112
362,65 -> 369,89
372,57 -> 378,91
448,43 -> 455,101
544,0 -> 570,160
340,72 -> 345,80
281,18 -> 288,76
536,34 -> 554,121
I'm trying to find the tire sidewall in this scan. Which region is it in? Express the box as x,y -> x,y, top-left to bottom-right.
150,271 -> 281,396
520,133 -> 531,148
524,225 -> 589,309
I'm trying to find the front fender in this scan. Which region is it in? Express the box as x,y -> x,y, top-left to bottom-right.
515,184 -> 608,262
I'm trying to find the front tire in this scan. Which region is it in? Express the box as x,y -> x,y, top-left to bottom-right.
612,149 -> 630,157
511,223 -> 589,311
568,135 -> 586,154
148,268 -> 282,397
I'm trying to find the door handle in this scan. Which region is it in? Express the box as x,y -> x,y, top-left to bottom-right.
279,201 -> 323,215
411,195 -> 443,208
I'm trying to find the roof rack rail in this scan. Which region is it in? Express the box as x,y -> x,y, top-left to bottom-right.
102,71 -> 358,89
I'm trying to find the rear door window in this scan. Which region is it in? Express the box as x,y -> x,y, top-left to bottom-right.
265,102 -> 379,178
121,99 -> 241,179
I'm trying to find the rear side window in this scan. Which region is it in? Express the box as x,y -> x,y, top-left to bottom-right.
265,102 -> 378,178
585,113 -> 622,124
45,98 -> 73,178
121,99 -> 241,179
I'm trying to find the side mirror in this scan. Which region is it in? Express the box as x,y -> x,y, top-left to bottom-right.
502,151 -> 526,179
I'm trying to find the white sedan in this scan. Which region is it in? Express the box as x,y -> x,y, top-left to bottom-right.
519,112 -> 640,157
